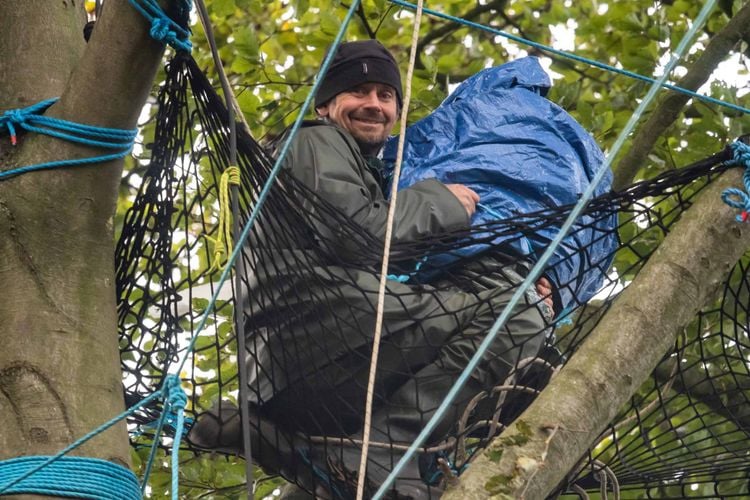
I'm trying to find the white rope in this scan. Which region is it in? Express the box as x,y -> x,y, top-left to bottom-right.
355,2 -> 425,498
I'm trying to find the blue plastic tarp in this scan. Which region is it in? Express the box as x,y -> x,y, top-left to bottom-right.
383,56 -> 617,311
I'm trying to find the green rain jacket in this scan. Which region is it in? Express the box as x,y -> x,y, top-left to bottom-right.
246,122 -> 474,415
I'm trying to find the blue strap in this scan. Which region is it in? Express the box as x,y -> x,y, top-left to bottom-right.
478,202 -> 536,257
0,456 -> 141,500
721,142 -> 750,221
386,256 -> 427,283
296,449 -> 347,500
128,0 -> 192,52
0,98 -> 137,181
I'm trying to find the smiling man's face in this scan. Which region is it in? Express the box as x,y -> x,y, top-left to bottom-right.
316,82 -> 398,156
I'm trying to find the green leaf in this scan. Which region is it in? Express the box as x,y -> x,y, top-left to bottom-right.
212,0 -> 236,18
320,10 -> 341,36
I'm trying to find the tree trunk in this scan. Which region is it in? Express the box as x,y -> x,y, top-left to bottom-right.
0,0 -> 166,490
443,167 -> 750,499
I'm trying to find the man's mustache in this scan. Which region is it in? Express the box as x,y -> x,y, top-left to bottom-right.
350,112 -> 386,123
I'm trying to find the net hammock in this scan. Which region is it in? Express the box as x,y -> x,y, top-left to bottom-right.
116,52 -> 750,499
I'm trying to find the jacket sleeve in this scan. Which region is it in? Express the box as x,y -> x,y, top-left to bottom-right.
284,126 -> 469,255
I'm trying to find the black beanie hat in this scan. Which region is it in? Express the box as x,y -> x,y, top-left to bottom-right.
315,40 -> 403,108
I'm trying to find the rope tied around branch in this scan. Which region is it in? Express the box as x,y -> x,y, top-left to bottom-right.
2,110 -> 25,145
1,99 -> 57,146
150,17 -> 179,44
721,141 -> 750,221
0,456 -> 141,499
0,98 -> 137,180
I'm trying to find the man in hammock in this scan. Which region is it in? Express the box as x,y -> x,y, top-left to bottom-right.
190,40 -> 555,499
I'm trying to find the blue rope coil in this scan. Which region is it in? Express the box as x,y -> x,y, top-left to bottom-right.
0,456 -> 141,500
129,0 -> 193,52
721,142 -> 750,222
0,98 -> 137,181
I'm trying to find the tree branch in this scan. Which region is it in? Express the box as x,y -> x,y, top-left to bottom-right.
356,2 -> 376,39
415,0 -> 508,70
443,168 -> 750,499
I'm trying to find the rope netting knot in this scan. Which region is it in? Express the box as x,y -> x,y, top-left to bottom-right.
0,99 -> 56,145
130,0 -> 193,52
128,0 -> 192,52
164,374 -> 188,414
1,110 -> 25,145
150,17 -> 179,45
721,141 -> 750,221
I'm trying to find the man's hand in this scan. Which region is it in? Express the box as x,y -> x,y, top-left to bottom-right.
445,183 -> 480,217
536,277 -> 554,313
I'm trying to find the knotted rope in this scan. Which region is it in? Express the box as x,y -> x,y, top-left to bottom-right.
1,97 -> 138,171
206,166 -> 242,272
721,141 -> 750,221
128,0 -> 192,52
0,98 -> 137,180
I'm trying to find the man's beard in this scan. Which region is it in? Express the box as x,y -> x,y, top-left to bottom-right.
351,131 -> 387,157
350,113 -> 389,155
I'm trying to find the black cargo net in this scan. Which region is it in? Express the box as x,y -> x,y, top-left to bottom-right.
116,53 -> 749,498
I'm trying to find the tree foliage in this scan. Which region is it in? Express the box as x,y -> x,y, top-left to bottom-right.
3,0 -> 744,498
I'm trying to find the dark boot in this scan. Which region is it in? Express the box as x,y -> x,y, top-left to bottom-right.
187,401 -> 314,487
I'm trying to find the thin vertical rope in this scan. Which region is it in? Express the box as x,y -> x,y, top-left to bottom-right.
355,2 -> 424,499
194,0 -> 253,497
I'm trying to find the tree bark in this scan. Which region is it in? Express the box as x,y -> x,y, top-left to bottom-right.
0,0 -> 166,488
443,167 -> 750,499
611,3 -> 750,190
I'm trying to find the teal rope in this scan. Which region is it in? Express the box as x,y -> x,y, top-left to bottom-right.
139,400 -> 172,492
374,0 -> 719,497
128,0 -> 192,52
163,375 -> 188,498
721,142 -> 750,221
0,388 -> 163,495
0,377 -> 184,497
0,98 -> 137,180
0,456 -> 140,500
478,202 -> 535,255
389,0 -> 750,118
